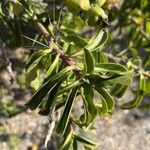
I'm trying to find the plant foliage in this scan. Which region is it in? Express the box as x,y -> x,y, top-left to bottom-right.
0,0 -> 150,149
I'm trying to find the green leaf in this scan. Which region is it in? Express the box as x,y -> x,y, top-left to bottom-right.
81,83 -> 97,125
38,81 -> 62,115
39,53 -> 51,68
13,2 -> 24,17
91,4 -> 108,19
63,34 -> 88,48
73,139 -> 78,150
74,134 -> 98,148
94,86 -> 114,110
87,70 -> 134,88
26,50 -> 44,69
95,63 -> 127,75
97,0 -> 107,7
100,96 -> 108,115
78,0 -> 91,10
84,49 -> 95,74
86,29 -> 108,51
139,74 -> 146,93
111,84 -> 128,98
120,74 -> 146,109
103,70 -> 134,85
146,20 -> 150,35
144,78 -> 150,94
60,132 -> 73,150
25,67 -> 71,110
45,55 -> 59,78
96,95 -> 109,116
26,54 -> 44,85
18,0 -> 32,14
65,0 -> 90,13
29,70 -> 41,90
120,94 -> 143,109
26,56 -> 43,74
58,80 -> 83,95
56,87 -> 78,135
97,51 -> 108,63
71,29 -> 108,57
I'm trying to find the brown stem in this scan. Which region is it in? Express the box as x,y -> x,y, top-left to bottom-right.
32,15 -> 81,76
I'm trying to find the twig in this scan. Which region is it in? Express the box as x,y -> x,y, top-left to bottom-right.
105,53 -> 125,63
32,14 -> 82,76
44,110 -> 57,149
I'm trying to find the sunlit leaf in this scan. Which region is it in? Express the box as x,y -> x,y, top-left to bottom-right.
38,81 -> 62,115
60,132 -> 73,150
57,87 -> 78,135
121,74 -> 146,109
94,86 -> 114,110
25,67 -> 71,110
86,29 -> 108,51
111,84 -> 128,98
95,63 -> 127,75
81,83 -> 97,125
45,55 -> 59,79
84,49 -> 95,74
74,134 -> 98,148
63,34 -> 88,48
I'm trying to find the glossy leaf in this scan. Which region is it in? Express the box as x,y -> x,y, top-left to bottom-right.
45,55 -> 59,78
18,0 -> 32,14
100,96 -> 108,115
97,51 -> 108,63
91,4 -> 108,19
63,34 -> 88,48
87,70 -> 134,87
78,0 -> 91,10
58,80 -> 83,95
65,0 -> 90,14
84,49 -> 95,74
25,67 -> 71,110
81,83 -> 97,125
60,132 -> 73,150
95,63 -> 127,75
38,81 -> 62,115
74,134 -> 98,148
56,87 -> 78,135
26,50 -> 44,69
103,70 -> 134,85
120,94 -> 143,109
97,0 -> 107,6
111,84 -> 128,98
86,29 -> 108,51
94,86 -> 114,110
26,55 -> 43,85
120,74 -> 146,109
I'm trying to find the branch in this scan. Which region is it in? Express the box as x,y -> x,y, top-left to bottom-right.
32,15 -> 81,76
